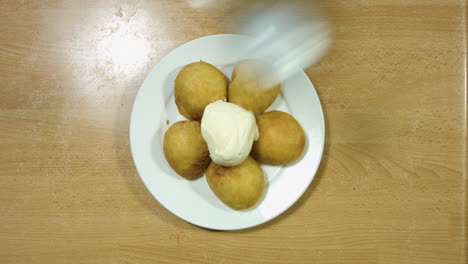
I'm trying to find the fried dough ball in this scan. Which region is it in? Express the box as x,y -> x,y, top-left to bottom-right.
228,60 -> 281,116
163,121 -> 210,179
175,61 -> 227,120
252,111 -> 305,165
206,156 -> 264,210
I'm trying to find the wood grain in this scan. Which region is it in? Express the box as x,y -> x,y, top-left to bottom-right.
0,0 -> 466,263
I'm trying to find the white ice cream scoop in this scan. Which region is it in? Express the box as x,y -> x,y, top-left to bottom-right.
201,101 -> 259,167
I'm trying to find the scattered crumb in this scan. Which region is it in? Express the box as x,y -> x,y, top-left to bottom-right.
166,120 -> 170,125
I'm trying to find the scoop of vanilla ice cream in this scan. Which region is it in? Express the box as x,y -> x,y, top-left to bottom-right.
201,100 -> 259,167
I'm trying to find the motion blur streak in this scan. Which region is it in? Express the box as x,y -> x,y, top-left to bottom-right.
232,0 -> 331,81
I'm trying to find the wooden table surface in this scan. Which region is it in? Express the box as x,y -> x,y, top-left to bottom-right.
1,1 -> 466,263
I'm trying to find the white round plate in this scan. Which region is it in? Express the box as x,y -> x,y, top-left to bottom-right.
130,34 -> 325,230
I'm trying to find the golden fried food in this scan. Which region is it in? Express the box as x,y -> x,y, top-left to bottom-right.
206,156 -> 264,210
252,111 -> 305,165
175,61 -> 227,120
163,121 -> 210,179
228,60 -> 281,116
